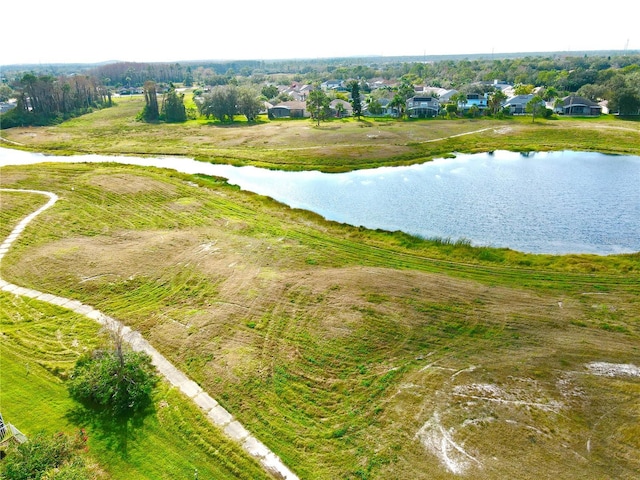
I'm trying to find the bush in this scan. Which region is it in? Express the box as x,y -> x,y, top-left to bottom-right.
1,431 -> 89,480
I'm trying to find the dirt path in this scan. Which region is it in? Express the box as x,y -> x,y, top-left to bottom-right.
0,136 -> 24,146
0,188 -> 298,480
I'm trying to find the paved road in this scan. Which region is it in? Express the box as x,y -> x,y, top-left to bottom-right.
0,188 -> 299,480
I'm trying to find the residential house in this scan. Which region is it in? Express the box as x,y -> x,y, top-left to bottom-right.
438,89 -> 459,103
557,95 -> 602,116
0,101 -> 16,114
282,83 -> 313,102
366,97 -> 395,116
504,94 -> 536,114
459,93 -> 488,112
406,95 -> 440,118
321,80 -> 346,92
268,101 -> 309,118
330,99 -> 353,117
367,78 -> 396,91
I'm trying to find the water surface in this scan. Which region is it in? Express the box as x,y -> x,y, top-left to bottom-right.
1,148 -> 639,255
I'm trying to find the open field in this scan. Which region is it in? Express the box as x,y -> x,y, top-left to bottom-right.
1,155 -> 639,478
1,95 -> 639,172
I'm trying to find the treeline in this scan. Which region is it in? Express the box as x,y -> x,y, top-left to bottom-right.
89,60 -> 264,88
394,54 -> 640,91
86,53 -> 640,92
1,73 -> 111,127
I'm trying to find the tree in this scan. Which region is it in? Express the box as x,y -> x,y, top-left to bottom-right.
261,85 -> 279,100
0,84 -> 13,102
609,87 -> 640,115
451,92 -> 467,114
526,95 -> 545,122
444,103 -> 458,118
389,94 -> 406,118
68,346 -> 158,418
141,81 -> 159,122
347,80 -> 362,118
539,86 -> 559,102
576,83 -> 607,101
237,87 -> 263,121
366,97 -> 383,115
2,72 -> 109,127
307,88 -> 330,126
514,83 -> 535,95
183,66 -> 194,87
161,84 -> 187,122
397,78 -> 415,100
488,90 -> 507,115
196,85 -> 238,122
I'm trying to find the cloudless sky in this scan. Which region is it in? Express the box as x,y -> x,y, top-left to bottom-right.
1,0 -> 637,65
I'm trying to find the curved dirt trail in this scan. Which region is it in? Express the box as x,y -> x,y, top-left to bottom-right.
0,188 -> 298,480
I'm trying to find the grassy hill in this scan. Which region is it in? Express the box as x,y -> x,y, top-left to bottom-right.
1,155 -> 638,478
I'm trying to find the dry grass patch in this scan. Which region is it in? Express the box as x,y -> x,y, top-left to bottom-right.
88,173 -> 177,195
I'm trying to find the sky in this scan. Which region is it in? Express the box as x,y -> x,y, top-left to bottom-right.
1,0 -> 637,66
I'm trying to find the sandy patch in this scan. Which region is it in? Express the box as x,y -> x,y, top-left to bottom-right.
586,362 -> 640,378
415,411 -> 482,475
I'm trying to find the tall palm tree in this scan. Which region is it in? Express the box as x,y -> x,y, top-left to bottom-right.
389,94 -> 405,118
488,90 -> 507,115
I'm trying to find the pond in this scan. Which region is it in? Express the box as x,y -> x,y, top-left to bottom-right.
1,147 -> 639,255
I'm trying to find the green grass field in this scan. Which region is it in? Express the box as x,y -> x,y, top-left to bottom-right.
1,160 -> 638,479
0,293 -> 273,480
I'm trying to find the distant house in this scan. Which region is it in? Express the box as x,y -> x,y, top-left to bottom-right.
459,93 -> 488,112
367,78 -> 396,90
268,101 -> 309,118
406,95 -> 440,118
368,97 -> 395,116
116,87 -> 144,95
504,94 -> 536,114
321,80 -> 346,92
439,89 -> 458,103
282,83 -> 313,102
557,95 -> 602,116
0,100 -> 17,114
330,99 -> 353,117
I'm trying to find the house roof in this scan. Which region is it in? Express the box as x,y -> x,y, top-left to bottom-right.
438,89 -> 458,101
330,99 -> 353,110
270,101 -> 306,110
562,95 -> 600,107
505,94 -> 535,105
